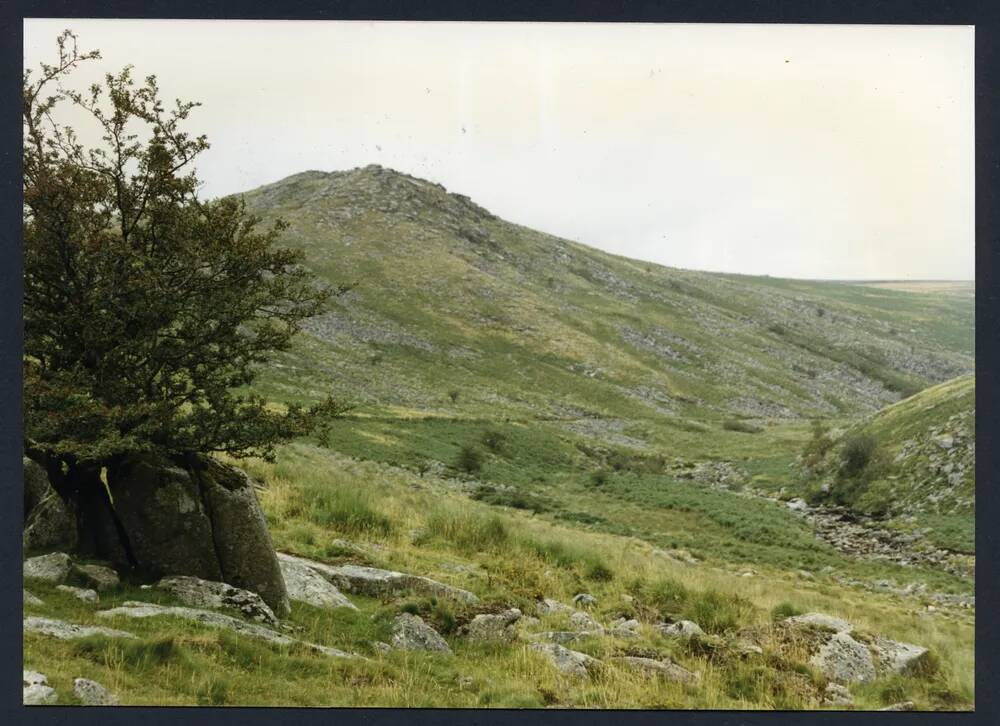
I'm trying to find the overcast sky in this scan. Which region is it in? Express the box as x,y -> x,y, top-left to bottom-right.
25,19 -> 974,280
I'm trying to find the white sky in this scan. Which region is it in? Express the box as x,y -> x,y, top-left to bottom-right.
25,19 -> 974,280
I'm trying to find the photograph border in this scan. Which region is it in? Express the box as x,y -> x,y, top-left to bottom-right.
2,1 -> 997,724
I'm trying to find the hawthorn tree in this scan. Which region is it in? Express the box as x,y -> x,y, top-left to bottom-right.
23,31 -> 342,477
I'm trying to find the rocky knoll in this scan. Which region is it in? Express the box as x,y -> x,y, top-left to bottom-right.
23,454 -> 290,617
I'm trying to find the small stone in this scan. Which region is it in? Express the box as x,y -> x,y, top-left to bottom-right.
572,593 -> 597,608
613,656 -> 699,684
56,585 -> 99,604
609,617 -> 640,638
73,678 -> 119,706
24,552 -> 72,583
73,563 -> 120,592
786,498 -> 808,512
823,682 -> 854,707
784,612 -> 853,633
536,598 -> 574,616
391,613 -> 451,654
155,575 -> 277,625
657,620 -> 704,639
23,670 -> 57,705
463,608 -> 522,642
529,642 -> 601,677
568,610 -> 602,632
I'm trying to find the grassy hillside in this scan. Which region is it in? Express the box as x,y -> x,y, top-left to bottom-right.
800,375 -> 975,553
24,444 -> 974,709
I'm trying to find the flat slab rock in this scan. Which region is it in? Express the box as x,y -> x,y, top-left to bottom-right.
391,613 -> 452,654
23,670 -> 57,705
154,575 -> 277,625
276,553 -> 358,610
612,656 -> 699,684
24,616 -> 137,641
278,553 -> 478,604
74,678 -> 119,706
96,602 -> 353,658
529,642 -> 601,677
23,552 -> 72,583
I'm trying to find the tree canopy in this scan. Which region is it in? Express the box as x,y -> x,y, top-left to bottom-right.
23,31 -> 343,465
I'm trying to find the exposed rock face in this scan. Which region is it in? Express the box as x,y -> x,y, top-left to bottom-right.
24,616 -> 136,640
195,458 -> 290,618
95,601 -> 352,657
23,670 -> 57,705
277,553 -> 357,610
56,585 -> 98,604
612,656 -> 698,684
810,632 -> 876,684
24,457 -> 78,553
657,620 -> 705,639
24,552 -> 72,583
529,642 -> 601,676
155,575 -> 277,625
391,613 -> 451,653
281,554 -> 477,604
870,636 -> 930,675
73,563 -> 120,592
462,609 -> 522,642
105,454 -> 290,617
74,678 -> 119,706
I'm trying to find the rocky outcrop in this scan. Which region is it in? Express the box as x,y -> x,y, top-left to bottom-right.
462,609 -> 522,642
810,632 -> 876,684
277,553 -> 357,610
529,642 -> 601,676
154,575 -> 277,625
103,454 -> 289,617
391,613 -> 451,653
23,552 -> 72,583
23,670 -> 57,705
870,636 -> 930,675
24,616 -> 136,640
73,678 -> 119,706
608,618 -> 640,638
23,457 -> 78,553
781,612 -> 929,684
280,553 -> 477,604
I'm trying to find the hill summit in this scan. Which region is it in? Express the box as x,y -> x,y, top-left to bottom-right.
237,165 -> 973,425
